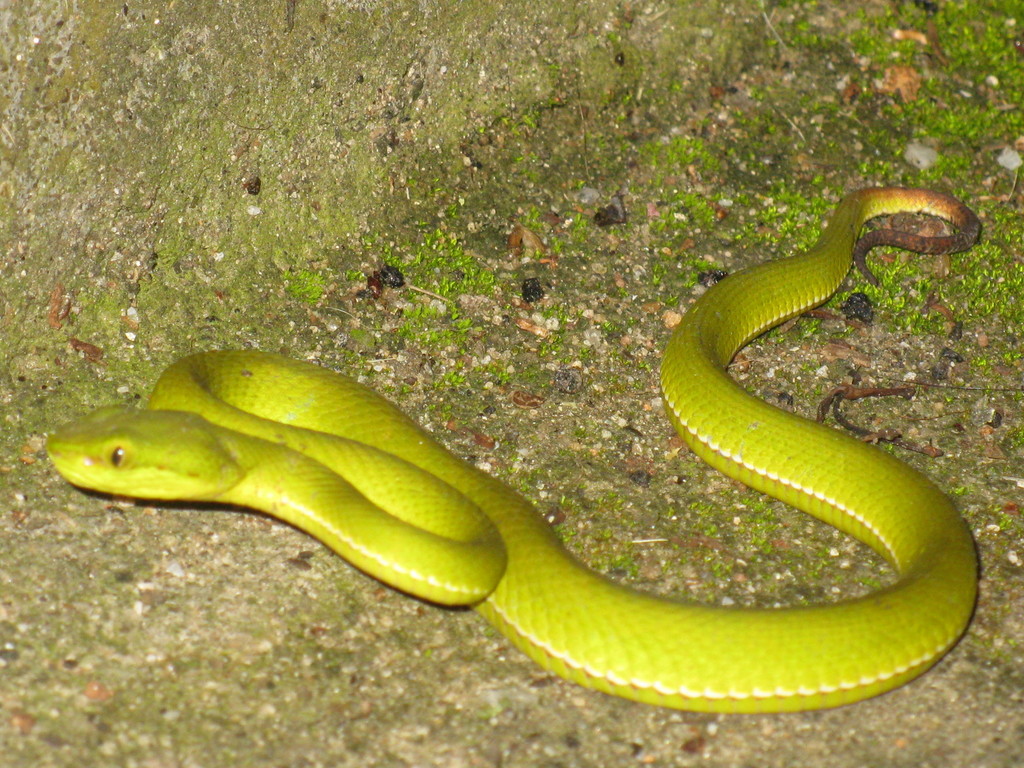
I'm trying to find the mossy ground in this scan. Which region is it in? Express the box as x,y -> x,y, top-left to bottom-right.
2,1 -> 1022,766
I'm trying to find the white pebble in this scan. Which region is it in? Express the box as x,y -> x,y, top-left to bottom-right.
904,141 -> 938,170
997,146 -> 1022,171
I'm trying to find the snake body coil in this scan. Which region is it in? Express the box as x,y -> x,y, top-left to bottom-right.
49,187 -> 979,712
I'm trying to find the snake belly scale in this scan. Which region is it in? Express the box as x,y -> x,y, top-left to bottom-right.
48,187 -> 980,713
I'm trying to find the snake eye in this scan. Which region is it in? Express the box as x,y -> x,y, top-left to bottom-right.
111,447 -> 126,467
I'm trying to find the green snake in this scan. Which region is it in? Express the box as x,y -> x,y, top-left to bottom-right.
48,187 -> 980,713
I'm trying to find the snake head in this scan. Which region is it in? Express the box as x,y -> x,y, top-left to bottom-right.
47,406 -> 245,501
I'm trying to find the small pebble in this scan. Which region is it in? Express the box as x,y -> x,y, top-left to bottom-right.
628,470 -> 652,487
521,277 -> 544,303
997,146 -> 1022,171
904,141 -> 938,170
698,269 -> 728,288
840,292 -> 873,323
379,264 -> 405,288
553,366 -> 583,393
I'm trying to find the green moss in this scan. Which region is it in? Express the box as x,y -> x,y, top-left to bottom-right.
845,1 -> 1024,156
603,553 -> 640,578
689,0 -> 1017,346
639,134 -> 721,186
284,269 -> 327,304
433,366 -> 468,390
741,497 -> 782,555
995,508 -> 1024,533
472,361 -> 513,387
706,557 -> 734,583
393,302 -> 471,350
1005,425 -> 1024,452
406,228 -> 497,298
350,226 -> 500,362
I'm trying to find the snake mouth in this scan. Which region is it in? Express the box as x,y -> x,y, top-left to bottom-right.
46,441 -> 100,487
48,456 -> 93,490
